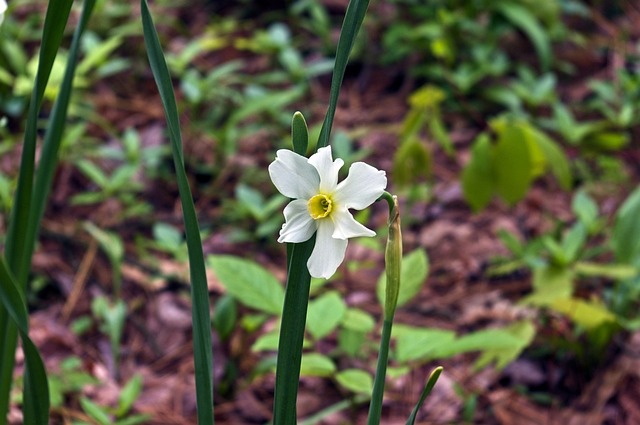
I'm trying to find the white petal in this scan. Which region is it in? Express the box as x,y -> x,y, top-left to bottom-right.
308,146 -> 343,193
331,208 -> 375,239
269,149 -> 319,199
334,162 -> 386,210
307,219 -> 347,279
278,200 -> 316,243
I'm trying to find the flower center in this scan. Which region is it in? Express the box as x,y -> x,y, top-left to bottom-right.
307,194 -> 333,219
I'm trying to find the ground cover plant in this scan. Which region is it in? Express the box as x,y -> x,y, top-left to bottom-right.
2,0 -> 640,423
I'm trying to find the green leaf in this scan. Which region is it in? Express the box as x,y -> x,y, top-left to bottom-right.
252,331 -> 281,352
612,186 -> 640,265
116,374 -> 143,417
300,353 -> 336,377
572,190 -> 598,230
495,2 -> 552,70
551,298 -> 617,329
392,138 -> 431,186
306,291 -> 347,340
209,255 -> 285,315
471,321 -> 535,370
340,308 -> 375,333
528,126 -> 571,190
461,134 -> 495,211
574,262 -> 638,280
317,0 -> 370,147
377,249 -> 429,309
392,325 -> 456,363
141,2 -> 213,423
493,123 -> 533,205
212,295 -> 238,341
522,266 -> 574,306
335,369 -> 373,395
80,397 -> 112,425
406,366 -> 443,425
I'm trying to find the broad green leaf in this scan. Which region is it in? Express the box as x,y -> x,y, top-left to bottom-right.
307,291 -> 347,340
377,249 -> 429,309
461,134 -> 494,211
612,186 -> 640,265
551,298 -> 617,329
253,331 -> 281,352
392,138 -> 431,186
209,255 -> 284,315
300,353 -> 336,377
340,308 -> 375,333
392,325 -> 456,363
472,321 -> 535,370
493,123 -> 533,205
212,295 -> 238,341
335,369 -> 373,395
521,266 -> 574,306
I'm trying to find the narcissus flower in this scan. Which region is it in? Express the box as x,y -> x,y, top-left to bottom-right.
269,146 -> 386,278
0,0 -> 6,25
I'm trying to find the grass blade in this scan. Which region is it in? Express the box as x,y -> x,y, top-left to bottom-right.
317,0 -> 370,148
140,2 -> 214,423
0,0 -> 74,422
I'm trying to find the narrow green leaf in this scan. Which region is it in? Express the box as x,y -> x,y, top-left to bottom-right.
495,3 -> 552,70
574,262 -> 638,280
551,298 -> 617,330
0,257 -> 50,425
209,255 -> 284,315
141,2 -> 214,424
612,186 -> 640,265
318,0 -> 370,147
392,325 -> 456,363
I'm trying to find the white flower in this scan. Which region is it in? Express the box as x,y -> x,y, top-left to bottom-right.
269,146 -> 387,278
0,0 -> 6,25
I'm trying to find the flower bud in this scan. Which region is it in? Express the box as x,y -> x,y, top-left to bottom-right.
384,195 -> 402,319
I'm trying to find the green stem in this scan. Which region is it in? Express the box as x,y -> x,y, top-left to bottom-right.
273,237 -> 315,425
367,318 -> 393,425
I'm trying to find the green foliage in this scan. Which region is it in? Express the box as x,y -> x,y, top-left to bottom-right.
462,117 -> 571,210
208,255 -> 285,315
77,375 -> 149,425
376,248 -> 429,309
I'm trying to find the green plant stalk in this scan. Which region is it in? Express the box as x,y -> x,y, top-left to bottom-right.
368,195 -> 401,425
272,1 -> 371,420
141,2 -> 213,423
273,237 -> 315,425
0,1 -> 74,422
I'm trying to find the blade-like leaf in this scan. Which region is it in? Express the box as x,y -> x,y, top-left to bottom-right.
405,366 -> 443,425
141,2 -> 213,423
317,0 -> 370,147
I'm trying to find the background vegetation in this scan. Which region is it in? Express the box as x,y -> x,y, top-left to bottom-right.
2,0 -> 640,423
